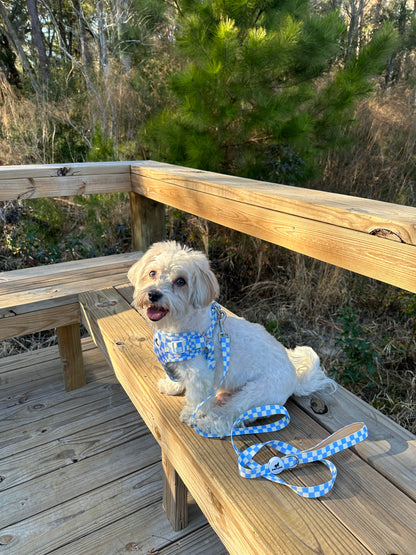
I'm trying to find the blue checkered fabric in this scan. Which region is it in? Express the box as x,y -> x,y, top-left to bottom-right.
153,302 -> 222,381
230,406 -> 368,498
152,302 -> 368,499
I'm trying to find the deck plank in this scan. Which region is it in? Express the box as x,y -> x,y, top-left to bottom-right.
54,501 -> 220,555
0,391 -> 135,458
1,435 -> 160,529
0,341 -> 220,554
1,465 -> 163,554
1,411 -> 147,491
0,341 -> 115,411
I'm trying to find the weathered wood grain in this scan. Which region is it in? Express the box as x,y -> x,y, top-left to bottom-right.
0,340 -> 113,411
0,388 -> 130,458
0,411 -> 145,491
132,161 -> 416,245
0,162 -> 135,201
56,323 -> 85,390
1,437 -> 160,530
131,168 -> 416,293
0,464 -> 163,554
0,161 -> 133,179
54,497 -> 215,555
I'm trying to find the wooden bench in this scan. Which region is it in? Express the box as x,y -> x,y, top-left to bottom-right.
0,252 -> 140,390
80,283 -> 416,555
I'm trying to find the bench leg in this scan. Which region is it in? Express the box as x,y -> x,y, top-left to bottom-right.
56,324 -> 86,391
162,450 -> 189,531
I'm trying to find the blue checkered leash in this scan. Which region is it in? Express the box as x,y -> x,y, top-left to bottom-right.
154,302 -> 368,498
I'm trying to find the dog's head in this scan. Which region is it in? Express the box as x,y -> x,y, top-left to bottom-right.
128,241 -> 219,329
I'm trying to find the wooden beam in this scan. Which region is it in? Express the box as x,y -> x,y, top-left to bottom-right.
131,163 -> 416,294
0,303 -> 80,341
56,323 -> 86,391
132,161 -> 416,245
162,450 -> 189,531
129,192 -> 166,252
0,162 -> 135,201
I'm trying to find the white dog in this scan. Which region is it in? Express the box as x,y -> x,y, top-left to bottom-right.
128,241 -> 336,437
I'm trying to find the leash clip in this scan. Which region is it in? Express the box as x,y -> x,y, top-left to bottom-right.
215,305 -> 229,339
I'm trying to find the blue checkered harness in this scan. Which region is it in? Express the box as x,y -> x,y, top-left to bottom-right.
153,302 -> 222,381
154,301 -> 368,498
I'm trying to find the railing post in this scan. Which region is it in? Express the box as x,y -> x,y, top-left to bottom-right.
129,192 -> 166,251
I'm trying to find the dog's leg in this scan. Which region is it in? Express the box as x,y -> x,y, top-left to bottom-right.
180,377 -> 217,425
195,380 -> 287,437
158,377 -> 185,396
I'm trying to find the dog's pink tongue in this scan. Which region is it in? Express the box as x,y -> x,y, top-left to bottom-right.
147,306 -> 168,321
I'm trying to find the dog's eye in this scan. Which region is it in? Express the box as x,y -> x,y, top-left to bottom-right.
175,277 -> 186,287
149,270 -> 157,278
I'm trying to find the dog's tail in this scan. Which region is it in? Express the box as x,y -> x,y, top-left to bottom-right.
286,346 -> 337,397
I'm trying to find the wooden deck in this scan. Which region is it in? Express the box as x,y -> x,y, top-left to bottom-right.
0,338 -> 227,554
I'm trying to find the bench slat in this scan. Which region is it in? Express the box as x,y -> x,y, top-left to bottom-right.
80,286 -> 416,554
296,386 -> 416,501
0,252 -> 140,283
0,252 -> 140,318
0,303 -> 80,341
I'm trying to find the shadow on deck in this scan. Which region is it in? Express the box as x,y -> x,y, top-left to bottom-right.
0,338 -> 227,554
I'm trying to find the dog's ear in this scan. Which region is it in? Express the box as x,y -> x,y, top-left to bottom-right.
190,255 -> 220,308
127,258 -> 144,288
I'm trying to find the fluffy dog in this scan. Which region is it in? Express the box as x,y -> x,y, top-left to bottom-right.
128,241 -> 336,437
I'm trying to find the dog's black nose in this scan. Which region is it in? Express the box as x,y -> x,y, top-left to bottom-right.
148,290 -> 163,303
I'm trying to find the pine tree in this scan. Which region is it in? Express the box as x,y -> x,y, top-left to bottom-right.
145,0 -> 397,182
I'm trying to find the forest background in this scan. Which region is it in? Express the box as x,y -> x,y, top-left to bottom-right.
0,0 -> 415,432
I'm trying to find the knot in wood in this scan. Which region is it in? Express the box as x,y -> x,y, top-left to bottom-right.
370,228 -> 403,243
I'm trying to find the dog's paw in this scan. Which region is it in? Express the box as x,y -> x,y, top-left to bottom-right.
179,405 -> 195,425
193,415 -> 230,438
158,378 -> 184,396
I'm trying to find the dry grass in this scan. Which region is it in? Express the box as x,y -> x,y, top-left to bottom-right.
315,88 -> 416,206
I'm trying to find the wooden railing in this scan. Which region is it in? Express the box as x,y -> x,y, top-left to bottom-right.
1,160 -> 415,294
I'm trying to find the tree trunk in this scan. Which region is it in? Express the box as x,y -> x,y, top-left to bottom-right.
0,33 -> 21,86
26,0 -> 49,83
97,0 -> 109,75
0,0 -> 39,92
71,0 -> 92,67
